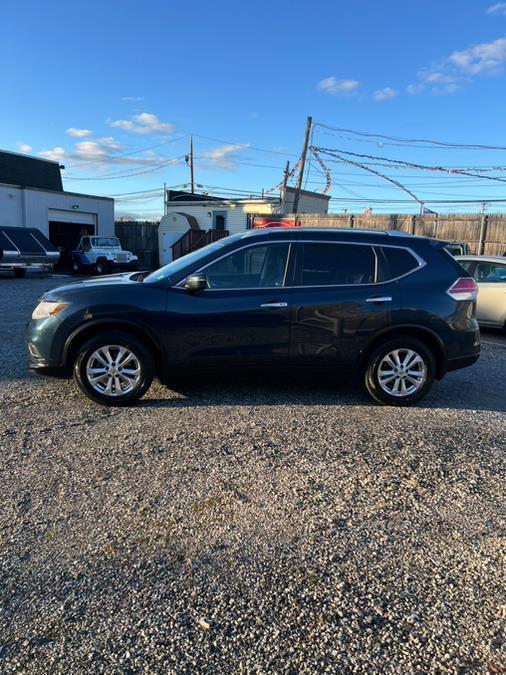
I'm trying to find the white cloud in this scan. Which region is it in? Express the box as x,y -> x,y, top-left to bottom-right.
38,135 -> 179,174
316,77 -> 360,95
72,137 -> 126,162
16,142 -> 32,154
109,112 -> 175,135
201,144 -> 248,170
486,3 -> 506,15
406,83 -> 425,95
448,37 -> 506,74
419,70 -> 457,85
66,128 -> 93,138
121,96 -> 143,102
432,82 -> 463,95
408,36 -> 506,96
373,87 -> 397,101
39,147 -> 66,162
116,211 -> 162,221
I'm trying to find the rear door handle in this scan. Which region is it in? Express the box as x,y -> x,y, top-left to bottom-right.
260,302 -> 288,308
366,296 -> 393,303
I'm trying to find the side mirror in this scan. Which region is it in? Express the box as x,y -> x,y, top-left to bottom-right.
184,275 -> 208,292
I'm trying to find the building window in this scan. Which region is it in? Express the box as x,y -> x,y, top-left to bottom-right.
212,211 -> 227,231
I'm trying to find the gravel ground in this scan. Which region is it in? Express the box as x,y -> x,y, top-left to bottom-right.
0,274 -> 505,673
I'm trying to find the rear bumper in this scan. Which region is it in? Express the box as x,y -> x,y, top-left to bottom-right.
445,351 -> 480,373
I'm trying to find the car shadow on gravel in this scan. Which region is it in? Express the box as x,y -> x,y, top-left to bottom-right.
139,369 -> 506,414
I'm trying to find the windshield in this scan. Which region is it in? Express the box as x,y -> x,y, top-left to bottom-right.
92,237 -> 120,247
144,239 -> 236,283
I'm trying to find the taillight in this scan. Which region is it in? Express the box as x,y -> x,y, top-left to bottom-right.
447,277 -> 479,301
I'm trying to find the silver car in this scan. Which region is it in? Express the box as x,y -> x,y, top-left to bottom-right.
456,255 -> 506,329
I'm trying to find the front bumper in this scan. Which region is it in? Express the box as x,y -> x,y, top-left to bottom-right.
26,318 -> 67,372
112,261 -> 138,269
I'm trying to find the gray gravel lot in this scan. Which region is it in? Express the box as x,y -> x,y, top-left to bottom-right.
0,274 -> 505,673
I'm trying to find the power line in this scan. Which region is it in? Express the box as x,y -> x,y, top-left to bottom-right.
313,146 -> 506,184
314,123 -> 506,151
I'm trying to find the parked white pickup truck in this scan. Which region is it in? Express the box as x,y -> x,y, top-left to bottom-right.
72,236 -> 138,275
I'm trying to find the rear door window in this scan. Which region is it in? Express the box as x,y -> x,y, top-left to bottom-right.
379,246 -> 421,281
298,243 -> 376,286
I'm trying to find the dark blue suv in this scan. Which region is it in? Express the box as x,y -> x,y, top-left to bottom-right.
27,228 -> 480,406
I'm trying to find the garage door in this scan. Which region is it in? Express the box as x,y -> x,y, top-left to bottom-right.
48,209 -> 96,225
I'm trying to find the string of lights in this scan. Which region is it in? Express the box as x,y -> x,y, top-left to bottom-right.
264,159 -> 301,194
312,146 -> 506,184
309,148 -> 332,194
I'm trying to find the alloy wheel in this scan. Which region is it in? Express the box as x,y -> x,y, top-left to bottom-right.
377,348 -> 427,398
86,345 -> 141,397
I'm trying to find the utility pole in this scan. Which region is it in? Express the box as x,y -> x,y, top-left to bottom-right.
282,160 -> 291,188
190,136 -> 195,193
292,116 -> 312,214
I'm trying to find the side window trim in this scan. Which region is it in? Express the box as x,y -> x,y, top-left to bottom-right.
175,239 -> 426,289
176,241 -> 294,290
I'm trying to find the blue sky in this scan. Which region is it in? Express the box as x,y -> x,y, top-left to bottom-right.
3,0 -> 506,217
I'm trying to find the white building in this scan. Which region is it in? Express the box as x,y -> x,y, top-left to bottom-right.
158,187 -> 330,265
0,150 -> 114,265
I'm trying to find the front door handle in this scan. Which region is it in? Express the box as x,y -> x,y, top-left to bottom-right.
366,296 -> 393,303
260,302 -> 288,308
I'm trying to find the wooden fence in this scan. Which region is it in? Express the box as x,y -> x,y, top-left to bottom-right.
295,213 -> 506,256
115,221 -> 159,267
115,215 -> 506,268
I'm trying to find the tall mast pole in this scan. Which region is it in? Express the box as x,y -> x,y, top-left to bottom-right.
293,116 -> 312,214
190,136 -> 195,193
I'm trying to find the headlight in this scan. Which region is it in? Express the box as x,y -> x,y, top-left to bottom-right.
32,301 -> 69,320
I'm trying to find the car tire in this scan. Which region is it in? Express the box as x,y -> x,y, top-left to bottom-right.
13,268 -> 26,278
73,332 -> 154,406
72,259 -> 82,274
95,259 -> 110,275
364,337 -> 436,406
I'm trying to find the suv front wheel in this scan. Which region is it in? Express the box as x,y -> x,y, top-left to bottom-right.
364,337 -> 435,406
95,259 -> 110,275
74,332 -> 154,405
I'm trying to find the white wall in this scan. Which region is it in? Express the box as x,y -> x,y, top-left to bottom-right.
163,201 -> 276,236
0,185 -> 23,228
280,187 -> 330,214
0,183 -> 114,236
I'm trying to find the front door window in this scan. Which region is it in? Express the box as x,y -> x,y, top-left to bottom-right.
203,244 -> 290,289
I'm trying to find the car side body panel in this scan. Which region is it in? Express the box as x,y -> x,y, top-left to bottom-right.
27,230 -> 481,392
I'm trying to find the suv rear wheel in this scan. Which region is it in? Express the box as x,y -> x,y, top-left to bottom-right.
73,332 -> 154,405
364,337 -> 435,406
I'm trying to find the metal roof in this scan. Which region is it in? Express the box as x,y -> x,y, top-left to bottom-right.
0,150 -> 63,191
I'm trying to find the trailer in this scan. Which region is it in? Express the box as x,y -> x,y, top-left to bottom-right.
0,226 -> 60,277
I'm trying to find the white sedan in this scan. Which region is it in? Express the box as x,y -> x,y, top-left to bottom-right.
456,255 -> 506,329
